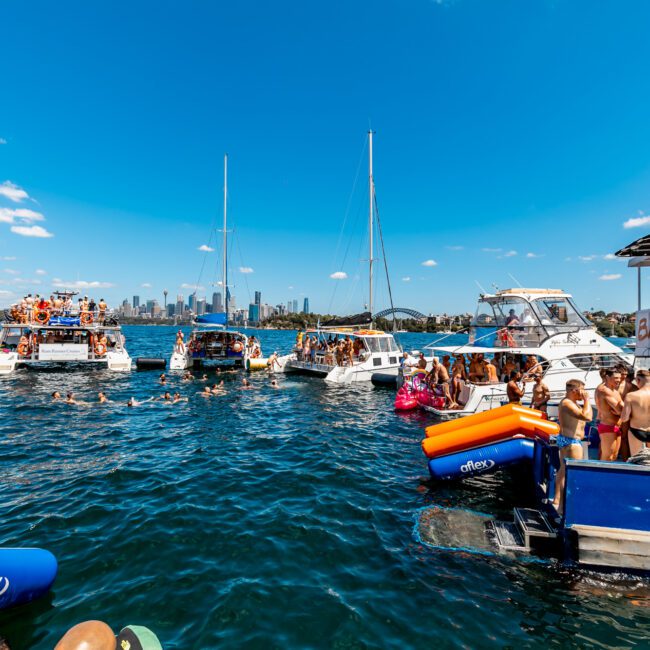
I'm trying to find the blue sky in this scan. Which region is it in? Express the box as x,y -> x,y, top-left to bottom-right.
2,0 -> 650,315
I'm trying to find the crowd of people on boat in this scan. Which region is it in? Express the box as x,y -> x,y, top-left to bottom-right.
402,351 -> 546,409
294,332 -> 366,366
175,330 -> 260,359
9,294 -> 110,325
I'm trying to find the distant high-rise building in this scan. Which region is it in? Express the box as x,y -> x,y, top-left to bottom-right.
212,291 -> 222,313
292,299 -> 298,314
248,303 -> 260,322
149,299 -> 161,318
254,291 -> 261,306
196,298 -> 206,316
227,294 -> 236,313
189,294 -> 196,313
133,295 -> 140,309
166,304 -> 175,318
287,300 -> 292,314
303,297 -> 309,314
176,294 -> 184,317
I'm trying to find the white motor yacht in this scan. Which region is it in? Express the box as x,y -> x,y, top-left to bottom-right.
0,293 -> 131,374
419,287 -> 631,418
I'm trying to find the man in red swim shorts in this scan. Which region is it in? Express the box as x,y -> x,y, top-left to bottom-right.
595,368 -> 623,461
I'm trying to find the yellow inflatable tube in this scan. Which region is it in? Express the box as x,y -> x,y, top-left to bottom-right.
425,403 -> 543,438
422,413 -> 559,458
246,358 -> 268,371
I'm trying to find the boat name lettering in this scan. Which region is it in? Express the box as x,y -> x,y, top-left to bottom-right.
460,459 -> 495,473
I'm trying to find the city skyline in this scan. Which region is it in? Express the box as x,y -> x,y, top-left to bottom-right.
2,2 -> 650,315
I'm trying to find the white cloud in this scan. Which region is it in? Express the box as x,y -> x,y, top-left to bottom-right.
0,290 -> 13,296
421,259 -> 438,267
198,244 -> 214,252
503,250 -> 517,257
603,253 -> 617,260
578,255 -> 596,262
180,283 -> 205,291
446,245 -> 464,251
623,214 -> 650,229
239,266 -> 254,274
288,285 -> 294,290
3,269 -> 18,275
35,269 -> 47,275
0,207 -> 46,225
10,225 -> 53,238
52,279 -> 114,289
482,247 -> 502,253
0,181 -> 29,203
1,256 -> 16,261
141,282 -> 152,288
330,271 -> 348,280
599,274 -> 622,281
402,276 -> 411,282
526,252 -> 543,258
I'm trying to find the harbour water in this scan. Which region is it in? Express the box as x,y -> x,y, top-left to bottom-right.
1,327 -> 648,648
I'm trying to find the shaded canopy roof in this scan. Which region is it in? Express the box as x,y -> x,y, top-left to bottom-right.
615,234 -> 650,258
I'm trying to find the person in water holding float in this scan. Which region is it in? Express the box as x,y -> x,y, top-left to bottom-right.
552,379 -> 592,514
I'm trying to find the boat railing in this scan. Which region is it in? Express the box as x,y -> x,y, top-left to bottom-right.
424,327 -> 468,350
4,308 -> 120,327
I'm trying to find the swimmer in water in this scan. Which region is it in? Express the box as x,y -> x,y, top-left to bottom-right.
200,373 -> 209,382
211,381 -> 225,395
198,386 -> 212,397
127,396 -> 153,407
65,392 -> 77,405
270,379 -> 279,389
52,391 -> 61,401
182,371 -> 193,382
159,373 -> 167,385
97,392 -> 109,404
172,392 -> 188,403
155,391 -> 172,402
241,378 -> 253,389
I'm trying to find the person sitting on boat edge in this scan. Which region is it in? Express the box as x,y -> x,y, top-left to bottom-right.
595,368 -> 624,461
620,369 -> 650,457
553,379 -> 592,514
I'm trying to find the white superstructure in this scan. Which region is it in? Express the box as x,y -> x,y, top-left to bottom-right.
421,288 -> 630,418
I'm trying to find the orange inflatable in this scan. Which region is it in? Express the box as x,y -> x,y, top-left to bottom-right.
425,403 -> 543,438
422,412 -> 559,458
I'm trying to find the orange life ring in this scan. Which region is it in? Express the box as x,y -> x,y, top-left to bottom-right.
17,341 -> 31,356
231,341 -> 243,353
355,330 -> 383,336
95,342 -> 107,356
35,310 -> 50,325
80,312 -> 93,325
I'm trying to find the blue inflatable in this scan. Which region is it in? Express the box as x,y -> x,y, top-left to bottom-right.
0,548 -> 58,610
48,316 -> 81,326
428,438 -> 535,481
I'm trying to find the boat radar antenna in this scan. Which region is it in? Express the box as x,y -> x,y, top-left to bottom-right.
508,273 -> 523,288
474,281 -> 488,294
491,283 -> 500,292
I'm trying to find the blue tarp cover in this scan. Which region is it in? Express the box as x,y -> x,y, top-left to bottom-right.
195,313 -> 227,325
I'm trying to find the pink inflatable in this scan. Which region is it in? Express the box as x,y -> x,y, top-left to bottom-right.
395,384 -> 418,411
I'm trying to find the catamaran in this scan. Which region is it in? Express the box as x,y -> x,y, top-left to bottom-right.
275,131 -> 402,384
417,287 -> 631,418
0,291 -> 131,374
170,154 -> 262,370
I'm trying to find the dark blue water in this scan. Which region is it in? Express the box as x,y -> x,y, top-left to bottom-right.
1,327 -> 648,649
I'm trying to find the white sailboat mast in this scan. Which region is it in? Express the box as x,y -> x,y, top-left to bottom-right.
223,153 -> 228,325
368,130 -> 374,317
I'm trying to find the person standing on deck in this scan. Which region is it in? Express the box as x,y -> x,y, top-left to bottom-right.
552,380 -> 592,514
595,369 -> 623,461
507,370 -> 524,404
531,374 -> 551,415
620,369 -> 650,456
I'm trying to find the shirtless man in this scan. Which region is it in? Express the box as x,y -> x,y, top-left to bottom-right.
507,371 -> 524,404
241,378 -> 253,389
620,369 -> 650,456
98,298 -> 107,323
429,357 -> 457,408
267,351 -> 280,373
52,391 -> 61,401
618,366 -> 638,401
484,358 -> 498,383
531,374 -> 550,415
468,354 -> 483,382
173,392 -> 188,403
198,386 -> 212,398
65,392 -> 77,405
270,379 -> 280,389
159,373 -> 167,385
211,381 -> 225,395
97,392 -> 109,404
552,379 -> 592,513
595,369 -> 623,461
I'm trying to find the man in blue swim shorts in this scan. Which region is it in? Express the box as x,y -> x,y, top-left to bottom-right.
552,379 -> 592,513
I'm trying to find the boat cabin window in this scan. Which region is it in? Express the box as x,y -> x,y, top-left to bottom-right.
567,353 -> 629,372
365,337 -> 381,353
531,297 -> 589,329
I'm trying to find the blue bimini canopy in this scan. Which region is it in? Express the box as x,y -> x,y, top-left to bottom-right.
195,313 -> 227,325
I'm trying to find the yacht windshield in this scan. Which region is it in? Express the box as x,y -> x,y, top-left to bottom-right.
531,297 -> 589,328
